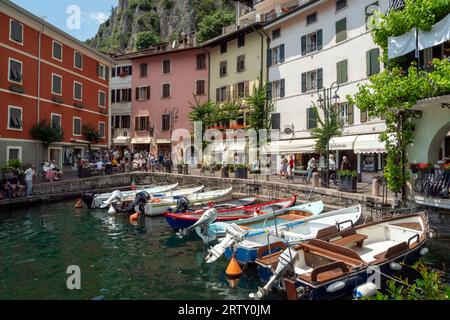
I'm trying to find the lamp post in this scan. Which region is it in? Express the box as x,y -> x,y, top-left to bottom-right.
316,82 -> 340,187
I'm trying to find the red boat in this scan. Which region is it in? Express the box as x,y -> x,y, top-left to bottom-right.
164,195 -> 297,230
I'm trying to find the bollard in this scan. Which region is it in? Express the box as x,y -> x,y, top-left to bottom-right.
372,178 -> 380,197
312,172 -> 320,187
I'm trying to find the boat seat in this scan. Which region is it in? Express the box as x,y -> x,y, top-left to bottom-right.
301,240 -> 364,266
371,241 -> 409,262
390,222 -> 422,231
331,233 -> 368,248
277,214 -> 304,221
299,261 -> 349,284
316,225 -> 339,239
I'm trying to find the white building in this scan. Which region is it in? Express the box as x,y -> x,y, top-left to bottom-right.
244,0 -> 390,183
110,59 -> 132,150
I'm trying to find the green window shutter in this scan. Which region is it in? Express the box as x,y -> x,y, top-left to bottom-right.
280,44 -> 285,63
280,79 -> 285,97
267,48 -> 272,67
348,103 -> 354,124
366,50 -> 371,76
317,68 -> 323,89
371,48 -> 380,75
360,109 -> 368,123
301,73 -> 307,93
301,35 -> 307,55
266,82 -> 272,100
317,29 -> 323,50
216,88 -> 220,102
272,113 -> 280,130
336,18 -> 347,43
306,108 -> 310,129
337,60 -> 348,84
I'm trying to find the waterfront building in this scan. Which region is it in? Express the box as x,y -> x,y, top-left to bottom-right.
110,59 -> 132,151
0,0 -> 112,171
118,35 -> 209,158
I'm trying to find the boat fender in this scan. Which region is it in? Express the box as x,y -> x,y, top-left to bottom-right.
326,281 -> 346,293
130,212 -> 140,223
389,262 -> 402,271
107,205 -> 117,215
151,198 -> 161,203
419,247 -> 429,256
353,282 -> 378,299
225,256 -> 242,278
75,199 -> 83,209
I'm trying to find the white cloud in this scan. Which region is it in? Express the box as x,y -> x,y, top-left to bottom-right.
82,11 -> 109,25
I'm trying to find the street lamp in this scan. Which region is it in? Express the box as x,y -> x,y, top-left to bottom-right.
316,82 -> 340,187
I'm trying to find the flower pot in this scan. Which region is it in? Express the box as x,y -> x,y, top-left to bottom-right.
221,167 -> 229,178
338,176 -> 357,193
182,164 -> 189,175
235,167 -> 248,179
177,165 -> 183,174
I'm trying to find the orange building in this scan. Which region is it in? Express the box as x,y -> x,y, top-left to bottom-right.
0,0 -> 112,171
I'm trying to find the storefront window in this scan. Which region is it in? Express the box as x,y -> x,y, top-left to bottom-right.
361,154 -> 378,172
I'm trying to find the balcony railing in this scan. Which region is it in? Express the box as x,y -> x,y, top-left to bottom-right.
412,169 -> 450,199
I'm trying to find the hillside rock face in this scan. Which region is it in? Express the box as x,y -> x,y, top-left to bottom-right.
87,0 -> 234,54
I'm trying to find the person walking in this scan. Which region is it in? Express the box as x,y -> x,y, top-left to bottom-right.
306,157 -> 317,183
341,156 -> 352,170
24,165 -> 35,197
280,154 -> 288,178
288,154 -> 295,179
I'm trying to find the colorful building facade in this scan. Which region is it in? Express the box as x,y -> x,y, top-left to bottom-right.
0,0 -> 112,171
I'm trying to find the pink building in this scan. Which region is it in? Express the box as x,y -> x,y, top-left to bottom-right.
119,44 -> 209,157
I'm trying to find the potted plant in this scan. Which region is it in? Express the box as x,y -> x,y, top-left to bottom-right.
235,164 -> 248,179
409,162 -> 419,174
337,170 -> 358,192
418,162 -> 432,174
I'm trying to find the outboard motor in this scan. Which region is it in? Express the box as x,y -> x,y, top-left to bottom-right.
177,206 -> 219,238
81,192 -> 95,208
112,191 -> 150,215
174,196 -> 190,213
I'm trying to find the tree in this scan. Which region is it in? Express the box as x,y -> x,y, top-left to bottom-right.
245,82 -> 274,135
310,102 -> 343,157
82,124 -> 101,158
136,31 -> 160,50
196,9 -> 235,43
30,120 -> 64,160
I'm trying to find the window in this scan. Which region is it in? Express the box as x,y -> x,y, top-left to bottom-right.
271,79 -> 285,98
140,63 -> 148,77
306,13 -> 317,25
237,55 -> 245,73
366,48 -> 380,76
74,81 -> 82,101
120,88 -> 132,102
272,113 -> 281,130
336,59 -> 348,84
8,106 -> 22,131
301,69 -> 323,92
98,63 -> 106,79
52,41 -> 63,61
117,65 -> 132,77
51,74 -> 62,95
74,51 -> 83,69
51,113 -> 61,130
220,42 -> 227,54
235,81 -> 249,99
136,86 -> 150,101
301,30 -> 322,55
162,83 -> 171,98
9,19 -> 23,44
196,80 -> 206,95
216,86 -> 228,102
336,0 -> 347,11
7,146 -> 22,162
121,115 -> 130,129
338,102 -> 354,125
112,67 -> 116,78
196,54 -> 206,70
98,91 -> 106,107
272,28 -> 281,40
73,117 -> 81,136
238,34 -> 245,48
336,18 -> 347,43
306,107 -> 317,129
163,60 -> 171,74
366,2 -> 379,29
8,58 -> 22,84
267,45 -> 285,66
162,114 -> 170,131
98,122 -> 106,138
135,116 -> 149,131
219,61 -> 227,77
114,116 -> 120,129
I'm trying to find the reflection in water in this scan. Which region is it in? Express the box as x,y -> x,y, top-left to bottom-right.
0,201 -> 448,300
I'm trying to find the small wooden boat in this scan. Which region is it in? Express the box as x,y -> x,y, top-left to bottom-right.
144,187 -> 234,216
199,198 -> 323,243
164,195 -> 298,231
82,183 -> 179,208
205,205 -> 362,265
254,212 -> 429,300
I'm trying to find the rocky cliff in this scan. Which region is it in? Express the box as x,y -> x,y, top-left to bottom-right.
87,0 -> 235,54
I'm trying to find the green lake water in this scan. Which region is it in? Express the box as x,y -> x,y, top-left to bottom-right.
0,201 -> 449,300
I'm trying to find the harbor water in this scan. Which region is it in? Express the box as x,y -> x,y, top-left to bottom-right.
0,200 -> 449,300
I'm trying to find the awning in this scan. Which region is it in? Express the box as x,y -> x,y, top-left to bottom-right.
329,136 -> 357,151
157,139 -> 171,144
131,137 -> 151,144
354,134 -> 386,154
113,136 -> 130,145
269,139 -> 316,154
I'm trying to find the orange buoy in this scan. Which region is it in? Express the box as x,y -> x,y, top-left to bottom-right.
130,212 -> 140,223
75,199 -> 83,209
225,256 -> 242,278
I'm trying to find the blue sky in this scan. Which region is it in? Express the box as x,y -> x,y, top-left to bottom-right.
12,0 -> 117,41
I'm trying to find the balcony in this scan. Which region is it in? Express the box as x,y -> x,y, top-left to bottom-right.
255,0 -> 311,23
